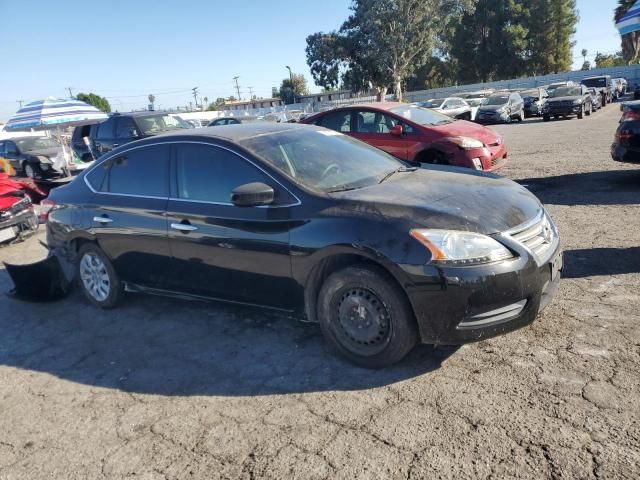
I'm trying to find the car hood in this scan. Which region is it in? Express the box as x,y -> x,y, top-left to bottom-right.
24,147 -> 62,158
430,120 -> 500,144
547,96 -> 580,103
331,166 -> 542,235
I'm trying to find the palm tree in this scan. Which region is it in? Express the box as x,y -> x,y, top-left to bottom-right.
581,48 -> 588,63
615,0 -> 640,64
148,94 -> 156,110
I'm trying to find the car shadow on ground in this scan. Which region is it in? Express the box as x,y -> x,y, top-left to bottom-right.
562,247 -> 640,279
0,268 -> 459,397
518,169 -> 640,206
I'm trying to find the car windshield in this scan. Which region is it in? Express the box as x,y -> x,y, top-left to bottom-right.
582,78 -> 606,87
239,128 -> 405,193
484,95 -> 509,106
553,87 -> 581,97
388,105 -> 452,125
420,99 -> 445,108
136,114 -> 190,134
15,137 -> 60,151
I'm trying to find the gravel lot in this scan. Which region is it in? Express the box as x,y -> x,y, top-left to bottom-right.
1,104 -> 639,479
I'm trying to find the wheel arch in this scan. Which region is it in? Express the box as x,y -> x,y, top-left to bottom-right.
414,147 -> 449,165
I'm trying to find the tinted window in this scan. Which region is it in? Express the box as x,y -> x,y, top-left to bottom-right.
86,160 -> 110,191
95,118 -> 115,140
5,141 -> 17,153
105,145 -> 169,196
0,142 -> 5,154
319,111 -> 351,132
116,117 -> 137,139
176,144 -> 269,203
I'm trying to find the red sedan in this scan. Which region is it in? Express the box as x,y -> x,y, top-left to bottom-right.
302,102 -> 507,171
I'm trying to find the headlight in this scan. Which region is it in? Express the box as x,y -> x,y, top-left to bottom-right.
445,136 -> 484,149
573,100 -> 582,105
410,229 -> 514,266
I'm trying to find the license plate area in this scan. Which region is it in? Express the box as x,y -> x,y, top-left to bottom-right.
0,226 -> 17,243
550,251 -> 563,281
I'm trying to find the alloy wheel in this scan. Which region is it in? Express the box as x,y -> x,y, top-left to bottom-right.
79,252 -> 111,302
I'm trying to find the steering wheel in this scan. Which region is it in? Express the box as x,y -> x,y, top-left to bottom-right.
321,163 -> 341,180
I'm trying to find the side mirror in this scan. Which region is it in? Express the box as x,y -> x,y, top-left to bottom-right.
231,182 -> 275,207
390,125 -> 403,136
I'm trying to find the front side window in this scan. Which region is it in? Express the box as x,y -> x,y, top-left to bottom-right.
95,118 -> 115,140
175,144 -> 270,204
103,145 -> 169,197
116,117 -> 138,139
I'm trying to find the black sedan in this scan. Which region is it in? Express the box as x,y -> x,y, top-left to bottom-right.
45,124 -> 562,367
612,101 -> 640,164
0,136 -> 66,178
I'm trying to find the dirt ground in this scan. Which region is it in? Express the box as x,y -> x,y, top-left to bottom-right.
0,104 -> 639,479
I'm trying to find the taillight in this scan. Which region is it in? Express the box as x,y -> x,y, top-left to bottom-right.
39,199 -> 56,223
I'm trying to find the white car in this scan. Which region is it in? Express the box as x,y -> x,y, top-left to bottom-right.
417,97 -> 472,120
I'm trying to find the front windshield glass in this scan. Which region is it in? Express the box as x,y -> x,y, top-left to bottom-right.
582,78 -> 606,88
15,137 -> 60,151
484,95 -> 509,106
553,87 -> 581,97
389,105 -> 452,125
239,128 -> 404,193
420,99 -> 444,108
136,114 -> 190,134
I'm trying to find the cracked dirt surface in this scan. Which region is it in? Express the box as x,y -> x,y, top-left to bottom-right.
0,104 -> 639,479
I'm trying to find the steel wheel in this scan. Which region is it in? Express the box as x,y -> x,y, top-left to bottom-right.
79,252 -> 111,302
334,287 -> 392,356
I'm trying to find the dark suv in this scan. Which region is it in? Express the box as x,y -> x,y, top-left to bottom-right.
581,76 -> 613,106
72,112 -> 190,160
475,92 -> 524,124
543,85 -> 592,121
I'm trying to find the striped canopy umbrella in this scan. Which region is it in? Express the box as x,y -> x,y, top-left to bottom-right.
4,97 -> 107,132
616,0 -> 640,36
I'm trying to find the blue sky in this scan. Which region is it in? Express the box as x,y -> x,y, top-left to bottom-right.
0,0 -> 622,121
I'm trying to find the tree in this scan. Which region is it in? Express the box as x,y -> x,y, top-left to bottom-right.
595,51 -> 626,68
616,0 -> 640,64
75,93 -> 111,113
279,73 -> 309,104
207,97 -> 227,111
581,60 -> 591,70
306,0 -> 474,101
271,87 -> 280,98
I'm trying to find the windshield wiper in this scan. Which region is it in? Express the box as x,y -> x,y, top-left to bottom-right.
378,166 -> 416,184
326,185 -> 358,193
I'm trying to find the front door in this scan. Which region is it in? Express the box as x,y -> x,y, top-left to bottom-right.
84,143 -> 171,287
166,142 -> 297,309
350,109 -> 409,160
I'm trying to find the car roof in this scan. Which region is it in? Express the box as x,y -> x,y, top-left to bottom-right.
152,122 -> 309,142
327,102 -> 403,111
110,111 -> 174,118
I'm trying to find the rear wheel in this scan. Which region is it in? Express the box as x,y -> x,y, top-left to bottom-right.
543,114 -> 551,122
77,244 -> 123,309
317,265 -> 418,368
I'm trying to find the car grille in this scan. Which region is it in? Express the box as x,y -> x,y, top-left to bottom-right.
507,212 -> 559,263
551,101 -> 574,108
0,196 -> 32,219
491,157 -> 502,167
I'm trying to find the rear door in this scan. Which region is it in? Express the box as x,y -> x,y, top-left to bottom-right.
85,144 -> 171,288
166,142 -> 297,309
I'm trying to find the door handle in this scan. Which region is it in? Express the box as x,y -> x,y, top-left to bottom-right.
93,216 -> 113,224
112,143 -> 119,147
171,223 -> 198,232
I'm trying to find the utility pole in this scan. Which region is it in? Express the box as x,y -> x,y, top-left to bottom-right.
192,87 -> 199,109
189,101 -> 193,111
248,87 -> 254,99
233,76 -> 241,101
16,100 -> 24,108
66,87 -> 74,99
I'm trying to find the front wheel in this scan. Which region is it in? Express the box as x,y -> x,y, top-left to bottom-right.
317,265 -> 418,368
543,114 -> 551,122
23,162 -> 40,179
585,103 -> 591,116
577,105 -> 584,119
77,244 -> 123,309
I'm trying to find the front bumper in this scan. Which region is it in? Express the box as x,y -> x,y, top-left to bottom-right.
475,111 -> 509,124
545,105 -> 582,116
401,234 -> 562,345
0,204 -> 39,244
451,143 -> 508,172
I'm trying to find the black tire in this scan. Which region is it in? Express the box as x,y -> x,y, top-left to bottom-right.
543,114 -> 551,122
517,109 -> 524,122
317,265 -> 418,368
23,162 -> 40,179
585,103 -> 591,116
77,243 -> 123,309
577,104 -> 584,119
554,115 -> 560,120
602,94 -> 607,107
